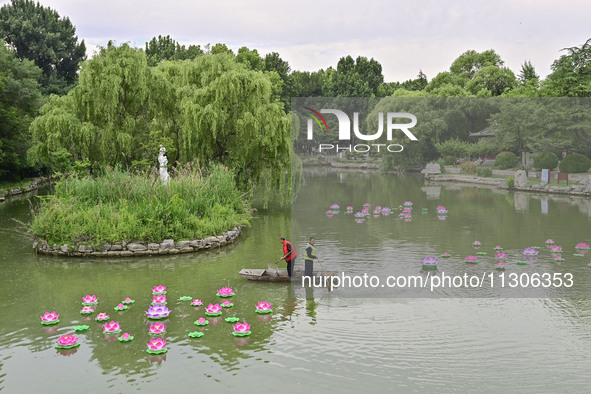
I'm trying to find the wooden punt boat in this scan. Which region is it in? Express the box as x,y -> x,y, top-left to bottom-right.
238,268 -> 338,283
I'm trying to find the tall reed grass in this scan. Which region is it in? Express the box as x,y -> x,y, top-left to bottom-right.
32,163 -> 250,246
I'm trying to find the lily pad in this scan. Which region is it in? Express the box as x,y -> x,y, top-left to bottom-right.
41,320 -> 59,326
205,311 -> 222,317
188,331 -> 204,338
146,348 -> 168,354
103,329 -> 122,334
216,293 -> 235,298
232,331 -> 252,337
179,296 -> 192,301
221,303 -> 234,308
194,319 -> 209,326
114,305 -> 128,311
574,253 -> 584,257
225,317 -> 240,323
73,325 -> 89,331
255,309 -> 273,314
55,343 -> 80,350
476,252 -> 487,256
516,261 -> 528,265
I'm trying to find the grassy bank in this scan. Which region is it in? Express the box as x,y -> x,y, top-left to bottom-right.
31,164 -> 251,247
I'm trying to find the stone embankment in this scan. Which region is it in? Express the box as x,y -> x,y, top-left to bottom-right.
33,226 -> 242,257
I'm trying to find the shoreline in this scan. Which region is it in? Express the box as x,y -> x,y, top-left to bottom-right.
33,225 -> 242,257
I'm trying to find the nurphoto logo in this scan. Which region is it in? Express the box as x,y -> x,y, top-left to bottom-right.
305,107 -> 418,153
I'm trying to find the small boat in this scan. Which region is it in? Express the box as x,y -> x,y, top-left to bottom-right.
239,268 -> 338,283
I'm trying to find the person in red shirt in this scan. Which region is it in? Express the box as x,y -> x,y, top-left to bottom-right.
280,236 -> 297,277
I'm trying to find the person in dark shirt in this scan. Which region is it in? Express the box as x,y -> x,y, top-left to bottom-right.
304,237 -> 318,277
280,236 -> 297,277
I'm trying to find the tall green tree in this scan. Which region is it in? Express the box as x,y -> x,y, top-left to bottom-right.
324,55 -> 384,97
0,40 -> 42,178
0,0 -> 86,95
145,35 -> 203,66
542,38 -> 591,97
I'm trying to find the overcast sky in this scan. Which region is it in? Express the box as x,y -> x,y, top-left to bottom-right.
3,0 -> 591,82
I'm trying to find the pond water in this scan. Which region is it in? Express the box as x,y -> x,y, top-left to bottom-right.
1,172 -> 591,393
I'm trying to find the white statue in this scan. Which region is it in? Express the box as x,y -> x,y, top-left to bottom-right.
158,145 -> 170,184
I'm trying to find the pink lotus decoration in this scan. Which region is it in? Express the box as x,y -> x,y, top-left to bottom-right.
403,201 -> 413,206
95,312 -> 110,321
422,256 -> 439,269
363,203 -> 371,207
495,251 -> 508,260
496,262 -> 505,270
232,322 -> 251,336
103,321 -> 121,333
145,305 -> 171,319
118,332 -> 134,342
346,206 -> 353,211
221,300 -> 233,308
152,285 -> 166,295
82,294 -> 98,305
403,207 -> 412,213
195,317 -> 209,326
152,295 -> 167,305
191,299 -> 203,306
494,245 -> 503,251
550,245 -> 563,253
114,303 -> 127,311
149,322 -> 166,335
441,252 -> 450,258
122,297 -> 135,304
55,334 -> 79,349
146,338 -> 167,354
465,255 -> 479,263
205,303 -> 222,316
575,243 -> 590,250
545,239 -> 555,245
326,210 -> 334,217
80,306 -> 94,315
40,311 -> 59,325
255,301 -> 272,314
472,241 -> 481,247
216,287 -> 234,297
330,204 -> 340,210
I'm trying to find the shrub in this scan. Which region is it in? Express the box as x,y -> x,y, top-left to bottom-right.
460,161 -> 477,174
494,152 -> 520,169
506,175 -> 515,188
477,167 -> 493,177
558,153 -> 591,173
468,142 -> 501,158
434,159 -> 446,173
434,139 -> 470,159
533,152 -> 559,170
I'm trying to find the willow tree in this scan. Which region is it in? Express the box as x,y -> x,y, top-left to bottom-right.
153,54 -> 291,193
29,43 -> 153,171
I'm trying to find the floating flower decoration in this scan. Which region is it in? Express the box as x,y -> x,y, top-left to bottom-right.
73,325 -> 89,332
82,294 -> 98,305
145,305 -> 171,320
472,241 -> 481,247
363,203 -> 371,208
522,247 -> 539,256
216,287 -> 235,297
255,301 -> 273,314
148,322 -> 166,335
495,252 -> 508,260
122,297 -> 135,304
118,333 -> 134,342
403,207 -> 412,213
437,208 -> 447,214
103,321 -> 122,334
575,243 -> 590,250
549,245 -> 563,253
545,239 -> 555,245
204,303 -> 222,316
152,285 -> 166,295
232,322 -> 252,337
194,317 -> 209,326
354,219 -> 365,224
191,299 -> 203,306
421,256 -> 439,270
95,312 -> 110,321
551,254 -> 564,261
516,260 -> 528,265
440,252 -> 450,258
403,201 -> 413,206
146,338 -> 167,354
476,252 -> 487,256
80,306 -> 94,315
188,331 -> 204,338
114,303 -> 127,311
494,245 -> 503,251
496,262 -> 505,270
179,296 -> 192,301
465,255 -> 479,264
40,311 -> 59,325
326,210 -> 334,217
354,212 -> 365,218
55,334 -> 79,350
330,204 -> 340,210
574,253 -> 584,257
221,300 -> 233,308
152,295 -> 167,305
225,316 -> 240,323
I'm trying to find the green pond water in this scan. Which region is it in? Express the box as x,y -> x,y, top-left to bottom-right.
1,170 -> 591,393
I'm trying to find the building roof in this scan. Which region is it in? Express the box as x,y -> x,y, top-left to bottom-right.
469,123 -> 495,138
